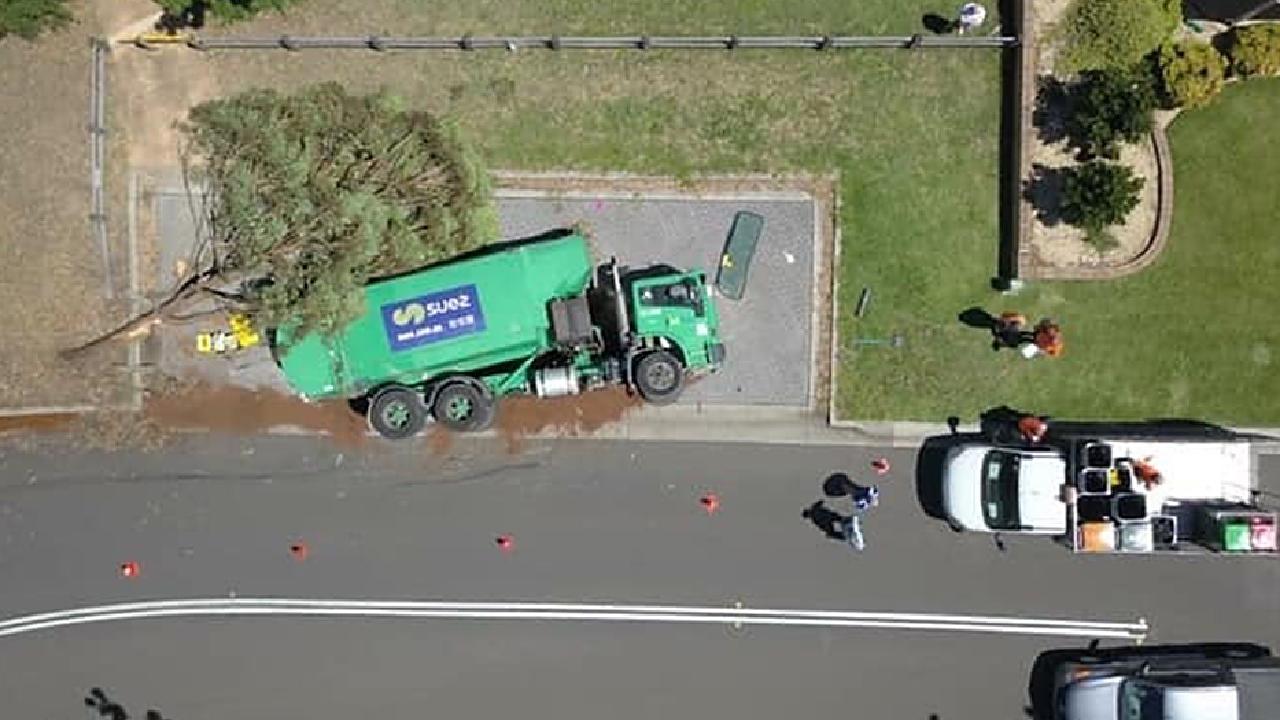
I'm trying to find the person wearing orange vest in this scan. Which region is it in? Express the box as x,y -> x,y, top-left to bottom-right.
1133,459 -> 1162,490
1032,319 -> 1064,358
1017,414 -> 1049,444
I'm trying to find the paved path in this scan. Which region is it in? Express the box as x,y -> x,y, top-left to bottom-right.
0,436 -> 1276,718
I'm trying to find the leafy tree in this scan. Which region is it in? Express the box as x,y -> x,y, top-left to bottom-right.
1058,0 -> 1181,72
1060,161 -> 1144,251
183,82 -> 498,337
1068,67 -> 1156,159
1157,41 -> 1227,109
0,0 -> 72,40
62,83 -> 496,357
153,0 -> 301,26
1229,23 -> 1280,77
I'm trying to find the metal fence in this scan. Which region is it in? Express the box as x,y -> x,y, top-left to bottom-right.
183,34 -> 1016,52
89,37 -> 113,299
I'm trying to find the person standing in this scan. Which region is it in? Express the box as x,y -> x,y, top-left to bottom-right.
991,311 -> 1027,350
1032,319 -> 1065,357
956,3 -> 988,35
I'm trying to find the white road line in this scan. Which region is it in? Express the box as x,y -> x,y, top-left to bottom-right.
0,599 -> 1149,641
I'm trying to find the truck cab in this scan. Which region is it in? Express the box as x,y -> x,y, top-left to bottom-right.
942,445 -> 1068,534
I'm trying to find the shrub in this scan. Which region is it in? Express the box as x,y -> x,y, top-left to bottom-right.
1157,41 -> 1228,108
1229,24 -> 1280,77
1068,67 -> 1157,159
0,0 -> 73,40
1060,161 -> 1145,251
1058,0 -> 1181,72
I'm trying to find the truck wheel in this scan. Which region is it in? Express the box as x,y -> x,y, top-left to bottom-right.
635,350 -> 684,405
432,383 -> 491,432
368,386 -> 427,440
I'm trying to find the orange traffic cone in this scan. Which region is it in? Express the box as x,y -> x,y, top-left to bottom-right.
699,493 -> 721,515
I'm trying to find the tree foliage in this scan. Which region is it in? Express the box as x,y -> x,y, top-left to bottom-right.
183,82 -> 498,338
1060,161 -> 1144,251
1058,0 -> 1181,72
153,0 -> 302,25
1068,67 -> 1156,159
0,0 -> 72,40
1229,24 -> 1280,78
1157,41 -> 1227,109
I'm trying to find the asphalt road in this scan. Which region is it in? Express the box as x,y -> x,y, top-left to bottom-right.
0,436 -> 1276,719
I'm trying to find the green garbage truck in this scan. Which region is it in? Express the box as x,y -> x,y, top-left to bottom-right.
269,229 -> 726,439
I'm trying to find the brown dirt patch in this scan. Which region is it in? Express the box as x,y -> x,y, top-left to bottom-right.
0,413 -> 79,435
425,426 -> 455,456
144,383 -> 370,447
495,387 -> 640,453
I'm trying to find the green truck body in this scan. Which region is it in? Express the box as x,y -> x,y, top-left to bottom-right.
271,230 -> 725,438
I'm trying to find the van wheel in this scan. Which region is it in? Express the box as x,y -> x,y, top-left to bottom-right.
635,350 -> 684,405
368,386 -> 427,440
433,383 -> 492,432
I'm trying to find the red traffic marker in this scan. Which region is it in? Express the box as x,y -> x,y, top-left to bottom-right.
289,541 -> 309,561
699,493 -> 721,515
495,534 -> 515,552
871,458 -> 891,475
119,561 -> 140,579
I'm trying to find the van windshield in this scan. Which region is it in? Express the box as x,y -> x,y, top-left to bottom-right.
981,451 -> 1021,530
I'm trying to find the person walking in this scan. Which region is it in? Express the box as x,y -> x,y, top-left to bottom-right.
842,482 -> 880,550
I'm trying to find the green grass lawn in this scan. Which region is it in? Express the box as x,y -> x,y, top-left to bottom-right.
844,78 -> 1280,426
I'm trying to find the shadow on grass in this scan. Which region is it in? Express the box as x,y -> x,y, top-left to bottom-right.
1032,75 -> 1070,146
921,13 -> 954,34
1023,163 -> 1068,227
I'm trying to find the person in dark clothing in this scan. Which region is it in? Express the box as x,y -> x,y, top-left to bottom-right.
991,312 -> 1028,350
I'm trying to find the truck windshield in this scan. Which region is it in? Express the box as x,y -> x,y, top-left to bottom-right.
981,451 -> 1021,530
1119,680 -> 1162,720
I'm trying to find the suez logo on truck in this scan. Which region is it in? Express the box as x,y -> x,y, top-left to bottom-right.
379,284 -> 487,352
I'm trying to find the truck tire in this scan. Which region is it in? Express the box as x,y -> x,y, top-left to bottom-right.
432,383 -> 492,432
368,386 -> 427,440
634,350 -> 684,405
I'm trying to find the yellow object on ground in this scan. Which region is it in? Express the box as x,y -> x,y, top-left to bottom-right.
132,32 -> 195,47
228,313 -> 261,349
196,315 -> 260,355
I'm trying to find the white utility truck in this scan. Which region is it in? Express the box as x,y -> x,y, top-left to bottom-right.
941,421 -> 1277,554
